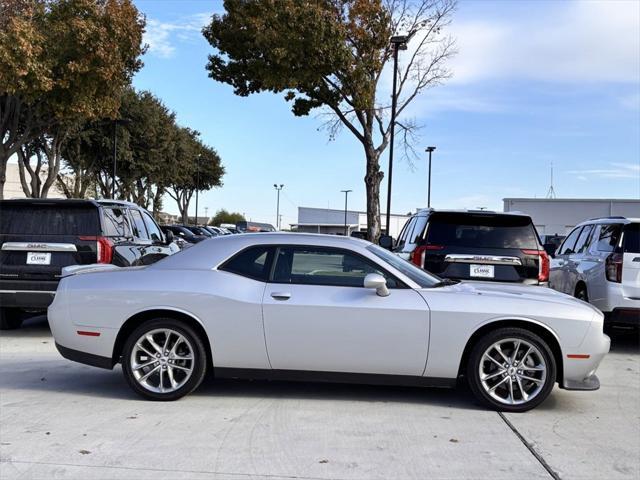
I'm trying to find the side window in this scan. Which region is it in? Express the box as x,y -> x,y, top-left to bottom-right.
395,217 -> 416,249
594,224 -> 623,252
129,210 -> 149,240
102,208 -> 132,237
141,211 -> 163,242
558,227 -> 582,255
574,224 -> 594,254
220,246 -> 274,281
410,216 -> 428,245
273,247 -> 398,288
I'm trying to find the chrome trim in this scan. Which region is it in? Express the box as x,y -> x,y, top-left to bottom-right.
1,242 -> 77,252
0,290 -> 56,294
444,254 -> 522,266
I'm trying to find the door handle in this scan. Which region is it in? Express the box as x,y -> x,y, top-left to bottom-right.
271,292 -> 291,301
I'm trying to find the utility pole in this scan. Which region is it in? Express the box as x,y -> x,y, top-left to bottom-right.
341,189 -> 352,236
274,184 -> 284,230
425,146 -> 436,208
195,154 -> 201,225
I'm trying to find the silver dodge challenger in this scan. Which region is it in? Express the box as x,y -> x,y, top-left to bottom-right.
48,233 -> 610,411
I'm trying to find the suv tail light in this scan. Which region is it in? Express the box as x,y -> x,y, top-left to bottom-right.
605,252 -> 623,283
411,244 -> 443,267
521,249 -> 550,282
79,236 -> 113,264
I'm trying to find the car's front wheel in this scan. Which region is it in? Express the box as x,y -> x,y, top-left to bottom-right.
121,318 -> 208,401
467,328 -> 556,412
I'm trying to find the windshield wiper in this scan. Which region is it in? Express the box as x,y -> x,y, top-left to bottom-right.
432,278 -> 459,288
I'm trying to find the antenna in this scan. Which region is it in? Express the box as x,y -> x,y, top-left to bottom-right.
546,162 -> 557,199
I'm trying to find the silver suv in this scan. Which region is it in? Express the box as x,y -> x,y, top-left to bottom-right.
549,216 -> 640,327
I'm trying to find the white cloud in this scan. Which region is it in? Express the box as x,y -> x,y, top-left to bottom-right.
144,13 -> 213,59
450,0 -> 640,84
567,162 -> 640,180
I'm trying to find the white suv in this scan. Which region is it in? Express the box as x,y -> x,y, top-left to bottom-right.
549,216 -> 640,327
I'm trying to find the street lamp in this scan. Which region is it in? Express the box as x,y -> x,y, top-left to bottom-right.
425,146 -> 436,208
111,118 -> 131,199
385,32 -> 417,234
341,189 -> 352,236
274,184 -> 284,230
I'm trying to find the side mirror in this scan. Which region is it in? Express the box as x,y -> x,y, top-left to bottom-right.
378,234 -> 394,250
543,243 -> 556,258
164,229 -> 175,245
364,273 -> 390,297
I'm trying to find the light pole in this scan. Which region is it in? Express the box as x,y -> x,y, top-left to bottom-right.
195,154 -> 201,225
426,146 -> 436,208
385,32 -> 417,234
341,189 -> 352,236
274,184 -> 284,230
111,118 -> 130,199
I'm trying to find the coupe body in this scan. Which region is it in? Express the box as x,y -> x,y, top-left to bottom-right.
48,233 -> 610,411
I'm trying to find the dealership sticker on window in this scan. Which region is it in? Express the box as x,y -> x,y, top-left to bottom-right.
470,264 -> 494,278
27,252 -> 51,265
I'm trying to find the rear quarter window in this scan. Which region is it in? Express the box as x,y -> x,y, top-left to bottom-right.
425,213 -> 539,249
622,224 -> 640,253
0,204 -> 99,236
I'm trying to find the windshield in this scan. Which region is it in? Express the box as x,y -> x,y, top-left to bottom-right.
366,244 -> 440,288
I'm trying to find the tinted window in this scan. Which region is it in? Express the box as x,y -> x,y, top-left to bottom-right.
425,213 -> 538,249
102,208 -> 132,237
0,204 -> 99,235
558,227 -> 582,255
410,216 -> 428,244
129,210 -> 149,239
395,217 -> 416,249
273,246 -> 396,288
595,224 -> 622,252
574,224 -> 594,254
141,211 -> 163,242
220,246 -> 274,281
623,223 -> 640,253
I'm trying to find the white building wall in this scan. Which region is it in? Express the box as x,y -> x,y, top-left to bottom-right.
503,198 -> 640,235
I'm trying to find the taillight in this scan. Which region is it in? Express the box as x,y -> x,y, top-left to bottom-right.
411,244 -> 443,267
79,236 -> 113,264
521,249 -> 550,282
605,252 -> 623,283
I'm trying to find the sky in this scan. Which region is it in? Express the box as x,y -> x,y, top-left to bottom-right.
132,0 -> 640,228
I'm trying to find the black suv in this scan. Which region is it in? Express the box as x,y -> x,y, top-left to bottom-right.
0,199 -> 177,329
390,209 -> 549,285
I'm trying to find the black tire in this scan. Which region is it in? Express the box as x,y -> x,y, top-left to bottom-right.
466,327 -> 556,412
575,284 -> 589,302
121,318 -> 208,401
0,308 -> 24,330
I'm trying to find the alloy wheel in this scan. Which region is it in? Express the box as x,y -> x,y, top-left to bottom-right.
478,338 -> 547,406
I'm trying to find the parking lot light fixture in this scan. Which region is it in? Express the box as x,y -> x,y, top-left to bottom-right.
425,146 -> 436,208
274,184 -> 284,230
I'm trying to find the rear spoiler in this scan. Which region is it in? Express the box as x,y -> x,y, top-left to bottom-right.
61,264 -> 121,278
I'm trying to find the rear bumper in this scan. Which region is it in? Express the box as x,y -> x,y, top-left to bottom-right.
0,288 -> 56,309
55,342 -> 114,369
605,308 -> 640,326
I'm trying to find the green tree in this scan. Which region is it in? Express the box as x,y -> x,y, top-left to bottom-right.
204,0 -> 456,241
166,128 -> 225,224
210,209 -> 245,226
0,0 -> 145,198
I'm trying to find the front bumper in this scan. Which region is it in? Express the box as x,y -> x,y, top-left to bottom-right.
560,317 -> 610,391
563,373 -> 601,391
55,342 -> 114,370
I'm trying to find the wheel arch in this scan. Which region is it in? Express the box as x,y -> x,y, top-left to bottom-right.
574,280 -> 588,298
113,308 -> 213,371
457,318 -> 564,385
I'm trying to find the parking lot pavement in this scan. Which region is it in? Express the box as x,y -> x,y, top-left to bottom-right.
1,317 -> 638,480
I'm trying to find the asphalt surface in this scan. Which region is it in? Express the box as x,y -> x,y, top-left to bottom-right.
1,315 -> 638,480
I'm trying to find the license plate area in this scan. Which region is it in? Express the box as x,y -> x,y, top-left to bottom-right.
26,252 -> 51,265
470,264 -> 494,278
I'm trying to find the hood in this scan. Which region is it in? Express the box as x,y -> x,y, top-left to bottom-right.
432,281 -> 602,314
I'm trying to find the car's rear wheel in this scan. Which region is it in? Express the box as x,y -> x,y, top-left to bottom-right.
121,318 -> 207,401
467,327 -> 556,412
0,308 -> 24,330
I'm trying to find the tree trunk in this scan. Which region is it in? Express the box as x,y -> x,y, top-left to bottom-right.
364,145 -> 383,242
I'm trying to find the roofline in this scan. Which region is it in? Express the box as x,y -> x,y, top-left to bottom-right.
503,198 -> 640,203
298,206 -> 411,217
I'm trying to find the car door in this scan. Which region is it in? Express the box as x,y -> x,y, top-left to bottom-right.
570,224 -> 595,294
550,226 -> 582,294
262,245 -> 430,376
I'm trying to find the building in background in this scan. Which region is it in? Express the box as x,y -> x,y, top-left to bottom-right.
503,198 -> 640,235
3,163 -> 64,199
292,206 -> 411,237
